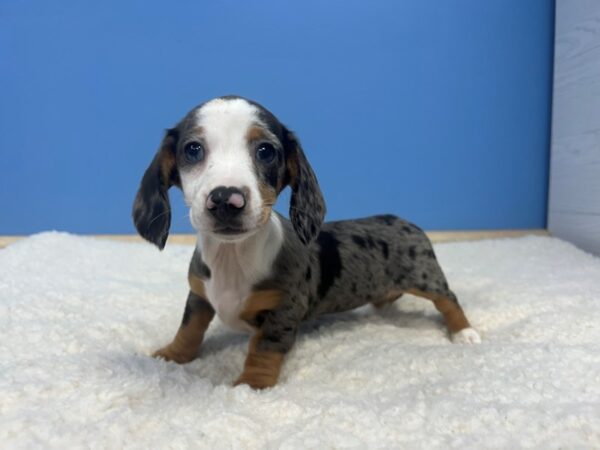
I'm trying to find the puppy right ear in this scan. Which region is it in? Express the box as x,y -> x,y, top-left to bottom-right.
132,129 -> 180,250
283,128 -> 326,245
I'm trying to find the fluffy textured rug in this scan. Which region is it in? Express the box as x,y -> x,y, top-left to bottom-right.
1,233 -> 599,448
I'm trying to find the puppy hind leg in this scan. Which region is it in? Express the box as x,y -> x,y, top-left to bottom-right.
407,287 -> 480,343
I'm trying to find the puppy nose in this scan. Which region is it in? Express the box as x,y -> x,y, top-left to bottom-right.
206,186 -> 246,214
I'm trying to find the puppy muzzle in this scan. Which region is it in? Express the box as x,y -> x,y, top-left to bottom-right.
206,186 -> 247,231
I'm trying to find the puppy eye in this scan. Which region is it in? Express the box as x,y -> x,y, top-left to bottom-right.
256,143 -> 276,163
184,142 -> 205,163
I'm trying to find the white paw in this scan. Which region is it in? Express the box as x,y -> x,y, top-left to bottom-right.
451,327 -> 481,344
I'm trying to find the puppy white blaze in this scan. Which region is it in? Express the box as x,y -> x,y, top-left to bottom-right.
179,98 -> 265,236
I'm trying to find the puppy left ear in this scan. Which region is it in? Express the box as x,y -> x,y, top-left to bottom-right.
132,129 -> 180,250
283,128 -> 326,245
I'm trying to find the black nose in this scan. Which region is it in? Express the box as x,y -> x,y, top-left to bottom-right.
206,186 -> 246,219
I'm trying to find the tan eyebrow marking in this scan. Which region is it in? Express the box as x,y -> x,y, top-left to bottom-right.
245,126 -> 268,143
186,126 -> 205,139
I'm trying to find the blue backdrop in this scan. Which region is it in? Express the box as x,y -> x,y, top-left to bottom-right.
0,0 -> 554,235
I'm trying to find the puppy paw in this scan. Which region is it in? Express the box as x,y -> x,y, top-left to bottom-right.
233,372 -> 278,390
451,327 -> 481,344
152,345 -> 196,364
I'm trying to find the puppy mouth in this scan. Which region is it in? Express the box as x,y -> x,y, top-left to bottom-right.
209,226 -> 258,242
213,226 -> 249,236
192,206 -> 267,240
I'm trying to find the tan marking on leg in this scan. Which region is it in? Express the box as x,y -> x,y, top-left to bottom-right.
234,331 -> 284,389
188,273 -> 206,298
407,289 -> 470,334
239,289 -> 283,326
152,298 -> 214,364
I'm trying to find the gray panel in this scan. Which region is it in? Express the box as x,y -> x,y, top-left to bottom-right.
549,132 -> 600,214
549,0 -> 600,254
549,211 -> 600,255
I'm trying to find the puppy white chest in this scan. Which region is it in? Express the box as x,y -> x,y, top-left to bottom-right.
200,215 -> 284,334
205,270 -> 254,334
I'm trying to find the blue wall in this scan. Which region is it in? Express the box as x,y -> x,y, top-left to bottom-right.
0,0 -> 554,235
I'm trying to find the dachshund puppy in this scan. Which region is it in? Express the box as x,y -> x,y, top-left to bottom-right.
133,96 -> 480,389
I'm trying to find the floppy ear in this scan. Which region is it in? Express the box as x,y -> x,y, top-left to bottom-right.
283,128 -> 326,245
132,129 -> 180,250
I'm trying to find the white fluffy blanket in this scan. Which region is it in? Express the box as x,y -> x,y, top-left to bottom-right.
1,233 -> 599,448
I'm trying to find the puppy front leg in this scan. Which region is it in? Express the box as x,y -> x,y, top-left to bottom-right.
234,291 -> 303,389
153,291 -> 215,363
234,330 -> 288,389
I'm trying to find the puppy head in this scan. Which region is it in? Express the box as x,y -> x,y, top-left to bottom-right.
132,96 -> 326,249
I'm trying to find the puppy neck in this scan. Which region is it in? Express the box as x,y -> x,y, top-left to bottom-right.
197,213 -> 284,282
